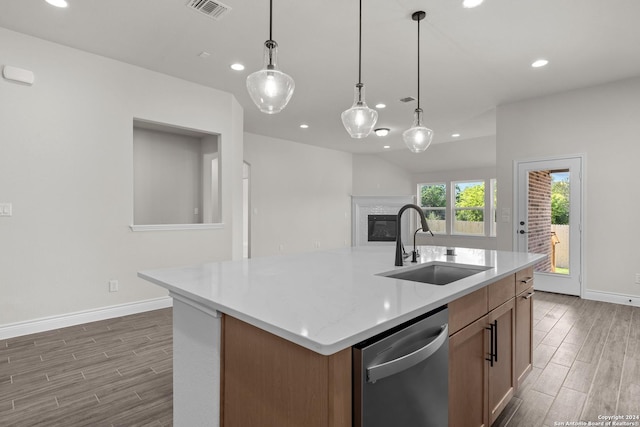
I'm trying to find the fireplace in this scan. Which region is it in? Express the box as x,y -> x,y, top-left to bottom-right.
351,196 -> 415,247
368,215 -> 397,242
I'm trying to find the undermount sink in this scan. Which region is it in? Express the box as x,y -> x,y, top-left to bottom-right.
378,262 -> 491,285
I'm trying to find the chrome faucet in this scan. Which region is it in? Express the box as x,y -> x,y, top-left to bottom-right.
395,204 -> 433,266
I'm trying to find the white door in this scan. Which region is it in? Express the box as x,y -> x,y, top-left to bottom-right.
515,156 -> 583,296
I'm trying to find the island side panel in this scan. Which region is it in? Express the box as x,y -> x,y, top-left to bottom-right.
173,296 -> 222,427
222,315 -> 352,427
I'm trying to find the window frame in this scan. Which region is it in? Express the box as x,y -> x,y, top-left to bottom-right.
416,178 -> 497,237
452,180 -> 485,236
417,182 -> 447,235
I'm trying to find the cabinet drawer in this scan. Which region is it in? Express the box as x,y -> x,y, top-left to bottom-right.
448,286 -> 488,335
515,267 -> 534,295
488,275 -> 515,311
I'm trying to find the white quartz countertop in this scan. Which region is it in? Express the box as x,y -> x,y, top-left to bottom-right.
138,246 -> 544,355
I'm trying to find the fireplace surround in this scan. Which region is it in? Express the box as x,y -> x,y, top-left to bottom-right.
351,196 -> 415,247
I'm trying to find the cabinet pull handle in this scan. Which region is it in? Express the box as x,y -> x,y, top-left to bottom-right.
493,320 -> 498,363
520,277 -> 533,284
485,323 -> 495,367
523,291 -> 535,300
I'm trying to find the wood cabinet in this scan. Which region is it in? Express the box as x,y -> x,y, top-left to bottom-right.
449,270 -> 529,427
221,315 -> 352,427
515,266 -> 535,388
220,268 -> 534,427
449,314 -> 490,427
487,299 -> 515,424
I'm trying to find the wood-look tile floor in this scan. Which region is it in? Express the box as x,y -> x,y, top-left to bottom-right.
0,309 -> 173,427
2,295 -> 639,427
494,292 -> 640,427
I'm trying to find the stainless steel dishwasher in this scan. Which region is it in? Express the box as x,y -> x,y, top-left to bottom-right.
353,305 -> 449,427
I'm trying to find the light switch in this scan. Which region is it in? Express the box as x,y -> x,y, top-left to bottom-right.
0,203 -> 12,217
501,207 -> 510,223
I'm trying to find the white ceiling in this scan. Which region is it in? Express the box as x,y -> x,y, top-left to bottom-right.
2,0 -> 640,169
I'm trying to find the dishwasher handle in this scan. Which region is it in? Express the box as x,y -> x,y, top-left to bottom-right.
366,323 -> 448,383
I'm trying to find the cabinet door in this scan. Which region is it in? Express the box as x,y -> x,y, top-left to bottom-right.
487,299 -> 516,425
449,315 -> 489,427
515,287 -> 534,388
222,316 -> 352,427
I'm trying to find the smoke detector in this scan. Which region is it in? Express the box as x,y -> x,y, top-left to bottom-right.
186,0 -> 232,20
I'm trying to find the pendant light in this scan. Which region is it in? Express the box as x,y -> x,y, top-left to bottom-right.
246,0 -> 295,114
402,11 -> 434,153
341,0 -> 378,138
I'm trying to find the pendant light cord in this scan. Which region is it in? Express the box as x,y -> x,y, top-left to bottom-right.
358,0 -> 362,84
269,0 -> 273,41
416,14 -> 421,110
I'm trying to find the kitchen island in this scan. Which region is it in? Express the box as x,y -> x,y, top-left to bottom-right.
139,245 -> 544,426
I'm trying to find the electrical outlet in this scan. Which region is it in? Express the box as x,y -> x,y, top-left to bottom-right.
109,280 -> 119,292
635,273 -> 640,285
0,203 -> 12,217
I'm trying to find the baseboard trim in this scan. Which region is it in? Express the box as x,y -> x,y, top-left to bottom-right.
583,290 -> 640,307
0,297 -> 173,340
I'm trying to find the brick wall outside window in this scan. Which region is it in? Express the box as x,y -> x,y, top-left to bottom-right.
528,171 -> 552,272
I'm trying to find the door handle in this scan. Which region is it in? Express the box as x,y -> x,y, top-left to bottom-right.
523,291 -> 535,300
520,277 -> 533,284
366,324 -> 448,383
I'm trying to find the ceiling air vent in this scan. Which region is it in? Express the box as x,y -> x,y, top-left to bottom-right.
400,96 -> 416,103
186,0 -> 232,20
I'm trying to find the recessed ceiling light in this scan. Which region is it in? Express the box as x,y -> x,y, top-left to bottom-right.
374,128 -> 390,137
230,63 -> 245,71
45,0 -> 68,7
462,0 -> 484,8
383,145 -> 390,149
375,103 -> 386,109
451,133 -> 461,138
531,59 -> 549,68
300,124 -> 309,129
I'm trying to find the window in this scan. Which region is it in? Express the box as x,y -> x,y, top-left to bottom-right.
418,183 -> 446,234
417,178 -> 497,237
453,181 -> 485,235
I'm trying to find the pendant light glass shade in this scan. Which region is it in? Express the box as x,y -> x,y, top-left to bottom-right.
341,83 -> 378,138
402,108 -> 433,153
247,41 -> 295,114
246,1 -> 294,115
403,11 -> 433,153
342,0 -> 377,138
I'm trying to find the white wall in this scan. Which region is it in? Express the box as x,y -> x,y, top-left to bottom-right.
244,133 -> 352,257
352,154 -> 413,196
133,127 -> 204,225
413,166 -> 498,250
496,76 -> 640,299
352,142 -> 498,250
0,28 -> 244,326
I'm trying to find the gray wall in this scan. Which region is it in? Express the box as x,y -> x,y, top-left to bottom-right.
244,132 -> 353,257
133,127 -> 204,225
497,76 -> 640,300
0,27 -> 244,326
